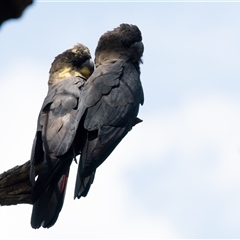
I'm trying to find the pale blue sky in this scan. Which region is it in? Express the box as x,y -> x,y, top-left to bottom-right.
0,2 -> 240,239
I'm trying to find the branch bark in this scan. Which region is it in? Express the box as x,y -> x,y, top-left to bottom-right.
0,161 -> 36,206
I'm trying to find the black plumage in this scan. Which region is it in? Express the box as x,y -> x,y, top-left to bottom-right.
30,23 -> 144,229
74,23 -> 144,198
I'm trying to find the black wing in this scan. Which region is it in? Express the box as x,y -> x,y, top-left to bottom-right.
30,77 -> 86,182
74,60 -> 144,198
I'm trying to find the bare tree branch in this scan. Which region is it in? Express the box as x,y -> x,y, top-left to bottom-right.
0,0 -> 33,26
0,0 -> 35,206
0,161 -> 36,206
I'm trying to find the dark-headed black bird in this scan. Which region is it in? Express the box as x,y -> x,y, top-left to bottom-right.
30,23 -> 144,229
74,23 -> 144,198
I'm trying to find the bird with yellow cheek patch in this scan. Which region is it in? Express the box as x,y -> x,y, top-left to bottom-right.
48,43 -> 94,85
30,43 -> 94,229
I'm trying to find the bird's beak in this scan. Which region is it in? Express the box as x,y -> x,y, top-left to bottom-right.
134,41 -> 144,56
79,59 -> 95,79
84,59 -> 95,71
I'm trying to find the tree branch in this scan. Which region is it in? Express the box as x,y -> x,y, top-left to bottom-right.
0,161 -> 36,206
0,0 -> 33,26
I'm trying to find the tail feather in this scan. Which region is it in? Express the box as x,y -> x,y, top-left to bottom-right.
74,137 -> 96,199
31,172 -> 69,228
74,171 -> 95,199
31,153 -> 71,229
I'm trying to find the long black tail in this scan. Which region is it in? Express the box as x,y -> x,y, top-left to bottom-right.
31,155 -> 71,228
74,143 -> 96,199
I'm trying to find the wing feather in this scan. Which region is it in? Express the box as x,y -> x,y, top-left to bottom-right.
37,77 -> 85,157
30,76 -> 85,185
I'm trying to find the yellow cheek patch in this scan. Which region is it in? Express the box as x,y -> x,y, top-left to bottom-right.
49,66 -> 93,85
58,67 -> 72,78
56,67 -> 81,81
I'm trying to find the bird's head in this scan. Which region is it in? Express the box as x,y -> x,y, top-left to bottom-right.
48,43 -> 94,85
95,24 -> 144,67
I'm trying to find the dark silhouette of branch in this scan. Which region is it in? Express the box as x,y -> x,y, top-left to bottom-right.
0,0 -> 35,206
0,0 -> 33,26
